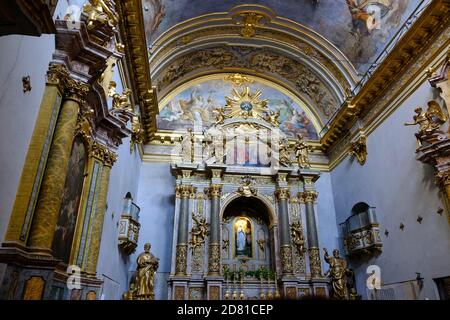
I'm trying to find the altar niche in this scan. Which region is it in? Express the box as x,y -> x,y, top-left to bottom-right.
222,197 -> 273,273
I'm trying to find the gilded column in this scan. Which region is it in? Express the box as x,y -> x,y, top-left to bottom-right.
28,77 -> 90,253
175,185 -> 194,276
85,145 -> 117,275
207,184 -> 222,276
5,64 -> 69,244
300,191 -> 322,278
275,188 -> 293,275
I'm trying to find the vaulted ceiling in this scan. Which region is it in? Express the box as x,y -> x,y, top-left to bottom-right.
142,0 -> 422,72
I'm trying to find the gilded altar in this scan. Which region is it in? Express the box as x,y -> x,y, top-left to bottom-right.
163,87 -> 330,299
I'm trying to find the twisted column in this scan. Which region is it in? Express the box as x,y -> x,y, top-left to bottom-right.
28,77 -> 89,253
207,184 -> 222,276
300,191 -> 322,278
275,188 -> 293,275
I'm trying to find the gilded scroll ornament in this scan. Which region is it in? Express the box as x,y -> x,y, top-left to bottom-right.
308,247 -> 322,278
190,212 -> 209,252
323,248 -> 352,300
280,245 -> 293,274
208,243 -> 221,274
175,244 -> 188,275
131,114 -> 145,152
225,73 -> 253,86
348,135 -> 368,165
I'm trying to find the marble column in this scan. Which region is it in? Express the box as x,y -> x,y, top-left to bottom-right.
6,64 -> 69,244
301,191 -> 322,278
175,185 -> 194,276
275,188 -> 293,275
28,77 -> 89,253
85,146 -> 117,275
207,184 -> 222,276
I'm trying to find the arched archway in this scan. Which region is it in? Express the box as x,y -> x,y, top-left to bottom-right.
220,196 -> 278,278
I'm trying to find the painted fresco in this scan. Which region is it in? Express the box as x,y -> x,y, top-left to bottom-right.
143,0 -> 422,72
52,136 -> 87,264
157,78 -> 319,140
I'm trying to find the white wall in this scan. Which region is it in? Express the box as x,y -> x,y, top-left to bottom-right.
133,163 -> 175,300
0,34 -> 55,242
330,81 -> 450,300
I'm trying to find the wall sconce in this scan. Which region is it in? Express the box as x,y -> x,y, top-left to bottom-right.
399,223 -> 405,231
416,273 -> 424,289
416,216 -> 423,224
22,76 -> 32,93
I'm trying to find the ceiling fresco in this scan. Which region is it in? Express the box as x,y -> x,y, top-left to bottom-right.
142,0 -> 422,72
157,76 -> 320,140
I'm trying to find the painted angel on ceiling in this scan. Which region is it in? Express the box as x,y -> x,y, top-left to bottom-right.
346,0 -> 392,37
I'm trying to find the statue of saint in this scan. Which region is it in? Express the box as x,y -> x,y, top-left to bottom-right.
294,133 -> 311,169
323,248 -> 351,300
180,128 -> 194,162
135,243 -> 159,300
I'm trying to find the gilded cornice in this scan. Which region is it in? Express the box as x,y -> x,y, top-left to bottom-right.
321,0 -> 450,151
116,0 -> 157,143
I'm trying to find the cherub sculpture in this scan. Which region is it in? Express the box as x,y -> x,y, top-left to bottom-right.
290,221 -> 305,254
213,107 -> 227,125
238,175 -> 257,197
190,213 -> 209,252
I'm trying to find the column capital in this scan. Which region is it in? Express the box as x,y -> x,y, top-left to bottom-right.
275,188 -> 290,201
176,185 -> 196,199
436,170 -> 450,189
299,190 -> 318,203
206,184 -> 222,198
46,64 -> 70,92
64,77 -> 90,103
90,142 -> 117,167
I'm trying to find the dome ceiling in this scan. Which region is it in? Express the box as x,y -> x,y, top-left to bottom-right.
142,0 -> 422,72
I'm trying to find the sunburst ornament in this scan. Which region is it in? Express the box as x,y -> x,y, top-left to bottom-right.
224,87 -> 269,119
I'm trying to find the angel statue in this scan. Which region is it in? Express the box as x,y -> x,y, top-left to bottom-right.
290,221 -> 305,254
83,0 -> 118,30
133,243 -> 159,300
263,110 -> 280,127
190,213 -> 209,252
294,133 -> 312,169
279,138 -> 292,167
213,107 -> 227,125
404,100 -> 448,149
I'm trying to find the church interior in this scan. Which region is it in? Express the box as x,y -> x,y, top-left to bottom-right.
0,0 -> 449,301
